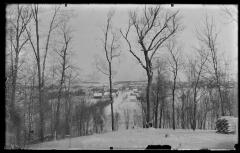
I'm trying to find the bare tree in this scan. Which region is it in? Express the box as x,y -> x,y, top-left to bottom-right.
187,47 -> 209,130
166,39 -> 182,130
26,5 -> 64,141
53,17 -> 73,140
63,67 -> 79,137
196,15 -> 225,116
41,6 -> 60,110
120,5 -> 181,126
25,4 -> 57,142
96,10 -> 121,131
6,4 -> 32,147
26,4 -> 47,142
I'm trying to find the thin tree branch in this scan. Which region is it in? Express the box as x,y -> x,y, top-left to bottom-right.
96,63 -> 109,76
120,23 -> 147,70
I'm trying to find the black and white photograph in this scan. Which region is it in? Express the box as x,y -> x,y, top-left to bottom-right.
5,4 -> 238,150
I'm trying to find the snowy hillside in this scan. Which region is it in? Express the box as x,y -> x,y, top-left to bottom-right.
27,90 -> 237,150
26,128 -> 237,150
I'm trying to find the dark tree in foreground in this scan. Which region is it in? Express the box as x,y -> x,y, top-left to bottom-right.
120,5 -> 182,126
26,4 -> 46,142
26,5 -> 61,142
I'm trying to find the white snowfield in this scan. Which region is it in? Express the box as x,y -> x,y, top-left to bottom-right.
27,128 -> 238,150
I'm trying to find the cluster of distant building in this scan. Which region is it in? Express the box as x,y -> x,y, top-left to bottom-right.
76,80 -> 147,100
92,88 -> 119,99
66,79 -> 237,102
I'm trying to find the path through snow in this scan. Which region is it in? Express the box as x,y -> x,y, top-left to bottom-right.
104,90 -> 142,130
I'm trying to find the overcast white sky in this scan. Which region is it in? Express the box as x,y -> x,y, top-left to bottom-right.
33,4 -> 238,83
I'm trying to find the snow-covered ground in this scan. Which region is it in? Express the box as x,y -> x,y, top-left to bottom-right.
26,90 -> 238,150
26,128 -> 238,150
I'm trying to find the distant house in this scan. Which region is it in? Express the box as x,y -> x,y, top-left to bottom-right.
93,92 -> 103,99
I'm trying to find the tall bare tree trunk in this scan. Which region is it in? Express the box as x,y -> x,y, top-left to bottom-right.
145,54 -> 153,127
7,5 -> 32,145
109,63 -> 114,131
193,88 -> 197,130
146,73 -> 152,126
154,92 -> 159,128
26,5 -> 44,142
27,69 -> 35,142
35,10 -> 44,141
65,76 -> 71,136
181,93 -> 185,129
159,99 -> 164,128
11,54 -> 21,146
37,64 -> 44,141
55,53 -> 66,139
172,76 -> 176,130
54,19 -> 72,139
10,52 -> 19,111
97,11 -> 120,131
10,52 -> 21,145
217,82 -> 225,116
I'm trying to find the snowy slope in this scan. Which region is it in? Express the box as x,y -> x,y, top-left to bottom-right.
104,90 -> 142,130
27,128 -> 238,150
105,91 -> 141,115
26,90 -> 237,150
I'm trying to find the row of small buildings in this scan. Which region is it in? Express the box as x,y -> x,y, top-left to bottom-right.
92,89 -> 119,99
